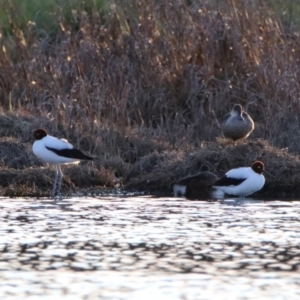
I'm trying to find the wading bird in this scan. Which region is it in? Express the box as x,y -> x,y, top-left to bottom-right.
32,129 -> 93,197
212,161 -> 265,198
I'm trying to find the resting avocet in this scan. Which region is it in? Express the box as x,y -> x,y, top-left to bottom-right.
32,129 -> 93,197
172,165 -> 218,199
212,161 -> 265,198
221,104 -> 254,141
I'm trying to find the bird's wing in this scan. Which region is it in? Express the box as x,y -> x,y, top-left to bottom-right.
213,176 -> 246,187
44,135 -> 73,150
176,172 -> 217,185
225,167 -> 251,178
221,113 -> 231,123
213,167 -> 251,186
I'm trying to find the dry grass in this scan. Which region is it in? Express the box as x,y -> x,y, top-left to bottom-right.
125,139 -> 300,198
0,0 -> 300,196
0,134 -> 117,197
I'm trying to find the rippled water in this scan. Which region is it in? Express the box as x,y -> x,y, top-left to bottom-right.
1,196 -> 300,299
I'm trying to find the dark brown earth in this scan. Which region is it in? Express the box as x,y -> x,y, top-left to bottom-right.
0,132 -> 299,198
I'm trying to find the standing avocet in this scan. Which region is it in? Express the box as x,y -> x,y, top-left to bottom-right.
32,129 -> 93,197
221,104 -> 254,141
212,161 -> 265,198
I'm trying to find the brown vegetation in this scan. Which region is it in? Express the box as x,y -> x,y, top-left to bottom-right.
0,0 -> 300,197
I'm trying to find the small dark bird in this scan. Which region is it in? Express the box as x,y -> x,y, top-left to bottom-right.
172,165 -> 218,199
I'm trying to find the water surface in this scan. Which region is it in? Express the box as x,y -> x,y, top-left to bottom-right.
0,196 -> 300,299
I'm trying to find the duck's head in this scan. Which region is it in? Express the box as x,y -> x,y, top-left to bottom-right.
232,104 -> 243,116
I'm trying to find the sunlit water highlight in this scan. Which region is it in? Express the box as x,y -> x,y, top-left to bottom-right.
0,196 -> 300,299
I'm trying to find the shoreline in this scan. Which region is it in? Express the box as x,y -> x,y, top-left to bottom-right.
1,136 -> 300,199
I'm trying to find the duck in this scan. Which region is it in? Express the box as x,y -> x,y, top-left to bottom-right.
32,129 -> 93,197
172,165 -> 218,199
221,104 -> 254,141
212,161 -> 265,198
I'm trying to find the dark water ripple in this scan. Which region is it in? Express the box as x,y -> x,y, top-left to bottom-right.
0,196 -> 300,299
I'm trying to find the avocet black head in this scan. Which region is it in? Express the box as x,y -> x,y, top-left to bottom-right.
251,161 -> 265,174
34,129 -> 48,140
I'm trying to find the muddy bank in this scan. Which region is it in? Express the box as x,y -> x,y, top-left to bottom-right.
125,139 -> 300,199
0,137 -> 299,198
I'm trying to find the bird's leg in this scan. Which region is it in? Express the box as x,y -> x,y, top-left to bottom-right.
52,165 -> 59,197
57,165 -> 63,196
52,165 -> 63,198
